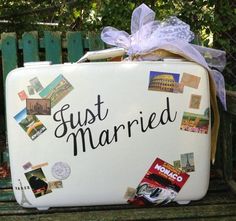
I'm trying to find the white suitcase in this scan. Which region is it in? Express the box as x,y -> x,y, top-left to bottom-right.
6,60 -> 211,210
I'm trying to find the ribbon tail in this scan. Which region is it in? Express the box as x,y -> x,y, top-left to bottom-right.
209,73 -> 220,164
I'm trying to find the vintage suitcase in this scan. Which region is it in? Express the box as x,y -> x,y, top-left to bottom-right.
6,60 -> 211,210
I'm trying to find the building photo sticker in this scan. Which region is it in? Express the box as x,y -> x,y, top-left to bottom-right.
26,98 -> 51,115
148,71 -> 183,93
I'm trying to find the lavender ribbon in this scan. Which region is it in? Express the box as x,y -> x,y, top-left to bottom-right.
101,3 -> 227,110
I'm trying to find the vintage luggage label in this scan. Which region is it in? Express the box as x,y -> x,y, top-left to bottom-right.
27,85 -> 35,96
26,99 -> 51,115
39,74 -> 73,108
29,77 -> 44,93
181,73 -> 201,89
180,111 -> 209,134
180,152 -> 195,172
25,168 -> 52,198
14,108 -> 47,140
189,94 -> 201,109
128,157 -> 189,206
148,71 -> 181,93
18,90 -> 28,101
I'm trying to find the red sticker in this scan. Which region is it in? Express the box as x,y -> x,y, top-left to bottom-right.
128,157 -> 190,206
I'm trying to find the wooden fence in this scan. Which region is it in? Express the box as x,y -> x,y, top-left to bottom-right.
0,31 -> 104,83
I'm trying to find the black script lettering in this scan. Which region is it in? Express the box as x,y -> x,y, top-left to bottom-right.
160,97 -> 177,124
148,112 -> 159,129
127,119 -> 139,137
99,129 -> 113,146
53,95 -> 109,139
67,128 -> 99,156
53,95 -> 178,156
112,124 -> 125,142
140,111 -> 148,133
69,95 -> 109,129
54,104 -> 71,138
95,95 -> 109,121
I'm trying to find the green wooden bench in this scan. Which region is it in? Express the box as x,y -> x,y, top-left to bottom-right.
0,31 -> 235,220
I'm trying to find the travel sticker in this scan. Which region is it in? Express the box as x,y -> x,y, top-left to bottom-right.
173,82 -> 184,93
173,160 -> 181,170
181,73 -> 200,89
30,77 -> 44,93
14,108 -> 47,140
31,162 -> 49,170
23,162 -> 32,170
180,112 -> 209,134
16,179 -> 32,206
26,99 -> 51,115
27,85 -> 35,96
180,152 -> 195,172
25,168 -> 52,198
189,94 -> 201,109
48,180 -> 63,190
18,90 -> 28,101
128,157 -> 189,206
124,187 -> 136,199
51,162 -> 71,180
148,71 -> 181,93
39,74 -> 73,108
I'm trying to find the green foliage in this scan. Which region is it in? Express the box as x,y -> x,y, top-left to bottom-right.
0,0 -> 235,87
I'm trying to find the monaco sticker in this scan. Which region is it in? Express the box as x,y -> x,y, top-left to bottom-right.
128,157 -> 190,206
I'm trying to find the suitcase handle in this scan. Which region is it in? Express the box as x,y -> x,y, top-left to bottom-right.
77,47 -> 126,63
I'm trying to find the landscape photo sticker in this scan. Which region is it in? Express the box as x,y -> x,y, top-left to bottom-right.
14,108 -> 47,140
39,74 -> 73,108
180,111 -> 209,134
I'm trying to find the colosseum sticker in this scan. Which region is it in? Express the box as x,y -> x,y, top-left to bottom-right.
127,157 -> 189,206
148,71 -> 183,93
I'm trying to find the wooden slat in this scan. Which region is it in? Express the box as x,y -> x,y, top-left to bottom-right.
0,33 -> 17,171
226,90 -> 236,115
88,33 -> 105,51
0,189 -> 15,201
1,33 -> 18,84
0,178 -> 12,189
0,202 -> 236,220
43,31 -> 62,64
66,32 -> 84,62
22,31 -> 39,62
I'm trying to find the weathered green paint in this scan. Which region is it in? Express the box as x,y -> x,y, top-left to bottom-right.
0,189 -> 15,201
0,178 -> 12,189
22,31 -> 39,62
0,33 -> 17,173
66,32 -> 84,62
88,33 -> 105,51
43,31 -> 62,64
1,33 -> 18,84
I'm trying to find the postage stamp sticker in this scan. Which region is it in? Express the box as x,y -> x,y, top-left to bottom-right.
18,90 -> 28,101
189,94 -> 202,109
51,162 -> 71,180
181,73 -> 201,89
30,77 -> 44,93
